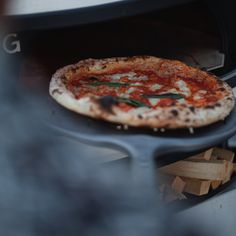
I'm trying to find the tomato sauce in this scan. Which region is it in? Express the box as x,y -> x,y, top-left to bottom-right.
66,69 -> 223,110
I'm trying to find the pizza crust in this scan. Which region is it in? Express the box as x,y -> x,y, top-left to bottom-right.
49,56 -> 235,129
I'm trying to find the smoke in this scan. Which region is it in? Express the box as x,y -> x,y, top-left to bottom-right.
0,50 -> 169,236
0,40 -> 227,236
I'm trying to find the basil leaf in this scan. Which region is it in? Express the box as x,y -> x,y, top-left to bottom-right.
142,93 -> 184,99
116,97 -> 150,108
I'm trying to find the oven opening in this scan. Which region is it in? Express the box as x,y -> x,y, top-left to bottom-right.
19,1 -> 223,90
2,1 -> 236,235
11,0 -> 235,207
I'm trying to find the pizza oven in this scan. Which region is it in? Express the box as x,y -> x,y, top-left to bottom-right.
2,0 -> 236,235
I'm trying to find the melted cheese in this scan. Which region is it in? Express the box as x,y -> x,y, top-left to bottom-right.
150,84 -> 163,91
126,87 -> 137,94
178,98 -> 186,104
119,93 -> 130,98
175,80 -> 190,96
109,72 -> 148,81
164,88 -> 179,94
193,90 -> 207,100
148,98 -> 160,106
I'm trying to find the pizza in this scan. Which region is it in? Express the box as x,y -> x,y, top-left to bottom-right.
49,56 -> 235,129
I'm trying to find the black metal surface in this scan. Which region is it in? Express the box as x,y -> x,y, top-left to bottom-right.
43,97 -> 236,185
44,94 -> 236,160
6,0 -> 195,32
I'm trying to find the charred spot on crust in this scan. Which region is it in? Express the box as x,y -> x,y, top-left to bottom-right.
88,77 -> 98,81
52,89 -> 62,95
227,97 -> 233,101
206,105 -> 214,109
171,110 -> 178,116
217,79 -> 224,85
97,96 -> 118,114
138,114 -> 143,119
218,87 -> 225,92
61,75 -> 67,82
189,106 -> 195,112
70,68 -> 77,73
185,119 -> 190,122
215,103 -> 221,107
169,102 -> 176,107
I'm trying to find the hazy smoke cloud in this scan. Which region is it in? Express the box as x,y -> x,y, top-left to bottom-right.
0,49 -> 224,236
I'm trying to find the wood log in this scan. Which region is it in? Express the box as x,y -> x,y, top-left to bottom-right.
157,174 -> 186,193
162,185 -> 187,202
222,161 -> 233,184
171,176 -> 186,193
188,148 -> 213,161
182,177 -> 211,196
212,148 -> 235,162
211,180 -> 222,190
159,160 -> 228,180
233,164 -> 236,173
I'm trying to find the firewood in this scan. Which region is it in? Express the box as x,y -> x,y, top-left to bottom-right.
222,161 -> 233,184
171,176 -> 186,193
204,148 -> 214,160
157,174 -> 186,193
159,160 -> 228,181
182,178 -> 211,196
162,185 -> 187,202
212,147 -> 235,162
233,164 -> 236,173
210,148 -> 234,184
188,148 -> 213,161
211,180 -> 222,190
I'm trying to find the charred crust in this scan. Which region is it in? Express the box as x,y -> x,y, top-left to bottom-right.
189,106 -> 195,112
138,114 -> 143,119
171,110 -> 178,116
97,96 -> 117,114
218,87 -> 225,92
61,76 -> 67,82
215,103 -> 221,107
88,77 -> 98,81
205,105 -> 215,109
52,89 -> 62,95
216,79 -> 224,85
227,97 -> 233,101
185,119 -> 190,122
70,68 -> 77,73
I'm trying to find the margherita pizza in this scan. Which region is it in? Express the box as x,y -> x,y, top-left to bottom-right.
49,56 -> 235,129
